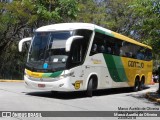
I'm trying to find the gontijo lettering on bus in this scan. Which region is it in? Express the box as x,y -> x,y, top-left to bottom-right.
128,61 -> 144,68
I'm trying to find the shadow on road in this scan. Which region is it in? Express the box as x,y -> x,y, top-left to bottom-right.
25,86 -> 150,100
125,86 -> 160,106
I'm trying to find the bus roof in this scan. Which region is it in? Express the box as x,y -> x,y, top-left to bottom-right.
36,23 -> 152,49
36,23 -> 95,31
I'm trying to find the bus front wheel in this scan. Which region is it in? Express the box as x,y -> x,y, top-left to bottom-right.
86,78 -> 93,97
51,91 -> 58,95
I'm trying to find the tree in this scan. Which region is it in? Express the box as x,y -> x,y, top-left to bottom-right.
102,0 -> 134,35
131,0 -> 160,54
76,0 -> 135,36
0,0 -> 79,79
76,0 -> 106,25
130,0 -> 160,72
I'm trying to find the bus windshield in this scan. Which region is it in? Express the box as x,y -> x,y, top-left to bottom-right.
27,31 -> 72,72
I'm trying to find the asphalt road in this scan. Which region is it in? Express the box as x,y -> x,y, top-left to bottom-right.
0,82 -> 159,120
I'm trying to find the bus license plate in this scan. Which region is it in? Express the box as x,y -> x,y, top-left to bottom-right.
38,84 -> 45,88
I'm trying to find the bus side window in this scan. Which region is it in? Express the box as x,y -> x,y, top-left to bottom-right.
144,49 -> 152,61
99,45 -> 105,53
106,47 -> 112,54
91,44 -> 98,54
67,29 -> 93,68
136,49 -> 145,60
90,32 -> 105,55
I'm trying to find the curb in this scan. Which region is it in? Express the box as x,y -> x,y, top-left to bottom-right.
146,92 -> 160,103
0,80 -> 23,82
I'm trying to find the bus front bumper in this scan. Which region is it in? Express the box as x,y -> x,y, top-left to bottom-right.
24,76 -> 76,92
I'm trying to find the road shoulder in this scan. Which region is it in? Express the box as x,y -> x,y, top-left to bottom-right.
146,92 -> 160,103
0,80 -> 23,82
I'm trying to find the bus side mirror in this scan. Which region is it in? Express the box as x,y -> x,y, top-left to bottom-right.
18,37 -> 32,52
65,36 -> 83,52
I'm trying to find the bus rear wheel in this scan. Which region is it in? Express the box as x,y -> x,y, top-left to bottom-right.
133,79 -> 139,92
138,80 -> 145,91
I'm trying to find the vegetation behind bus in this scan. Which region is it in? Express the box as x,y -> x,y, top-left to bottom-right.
0,0 -> 159,79
0,0 -> 79,79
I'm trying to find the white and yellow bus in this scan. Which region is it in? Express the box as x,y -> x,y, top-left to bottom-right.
19,23 -> 152,96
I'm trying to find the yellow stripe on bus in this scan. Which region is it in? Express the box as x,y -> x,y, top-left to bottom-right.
112,31 -> 152,49
25,69 -> 43,78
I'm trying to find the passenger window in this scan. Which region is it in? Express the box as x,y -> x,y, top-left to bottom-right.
90,32 -> 106,55
67,29 -> 93,68
89,31 -> 152,61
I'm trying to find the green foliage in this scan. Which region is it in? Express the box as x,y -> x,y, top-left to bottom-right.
132,0 -> 160,69
76,0 -> 106,25
31,0 -> 79,22
76,0 -> 134,35
0,41 -> 26,79
103,0 -> 134,35
0,0 -> 79,79
131,0 -> 160,54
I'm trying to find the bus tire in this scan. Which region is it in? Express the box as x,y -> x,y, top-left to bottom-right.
51,91 -> 58,95
139,78 -> 145,91
133,78 -> 139,92
86,78 -> 93,97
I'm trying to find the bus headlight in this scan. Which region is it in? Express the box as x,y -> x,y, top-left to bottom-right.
60,71 -> 74,78
52,72 -> 74,81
